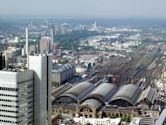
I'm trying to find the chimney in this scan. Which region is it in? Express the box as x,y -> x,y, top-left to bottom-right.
26,28 -> 29,55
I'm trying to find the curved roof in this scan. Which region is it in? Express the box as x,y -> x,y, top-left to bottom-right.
109,84 -> 142,105
65,81 -> 91,97
59,93 -> 78,102
85,83 -> 118,103
80,98 -> 103,110
54,81 -> 93,103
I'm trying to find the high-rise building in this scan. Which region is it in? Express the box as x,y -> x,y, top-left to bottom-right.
29,55 -> 52,125
0,53 -> 5,70
0,54 -> 52,125
40,37 -> 52,54
0,69 -> 34,125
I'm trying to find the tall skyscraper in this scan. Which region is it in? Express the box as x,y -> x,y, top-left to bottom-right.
29,55 -> 52,125
40,37 -> 52,54
0,69 -> 34,125
0,54 -> 52,125
0,53 -> 5,70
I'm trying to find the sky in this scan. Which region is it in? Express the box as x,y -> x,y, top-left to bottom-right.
0,0 -> 166,18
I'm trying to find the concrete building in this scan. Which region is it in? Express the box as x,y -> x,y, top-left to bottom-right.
8,36 -> 20,43
3,47 -> 22,63
0,54 -> 52,125
52,64 -> 75,86
29,45 -> 39,55
29,55 -> 52,125
75,65 -> 87,74
40,36 -> 52,54
0,69 -> 34,125
0,53 -> 5,70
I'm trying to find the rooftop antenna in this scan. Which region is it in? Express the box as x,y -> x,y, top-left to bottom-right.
26,28 -> 29,68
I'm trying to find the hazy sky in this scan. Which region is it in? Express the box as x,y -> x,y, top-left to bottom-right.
0,0 -> 166,18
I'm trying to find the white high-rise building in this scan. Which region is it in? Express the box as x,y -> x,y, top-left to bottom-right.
29,55 -> 52,125
0,54 -> 52,125
0,70 -> 34,125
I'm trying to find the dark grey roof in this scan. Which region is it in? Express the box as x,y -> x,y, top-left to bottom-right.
84,83 -> 118,103
109,84 -> 142,105
65,81 -> 92,97
52,83 -> 72,98
81,98 -> 103,110
55,81 -> 94,103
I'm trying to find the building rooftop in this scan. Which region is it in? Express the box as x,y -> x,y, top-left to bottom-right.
52,64 -> 74,73
85,83 -> 118,103
81,98 -> 103,110
65,81 -> 92,97
109,84 -> 142,105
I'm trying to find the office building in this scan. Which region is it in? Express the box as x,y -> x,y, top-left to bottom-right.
0,69 -> 34,125
3,47 -> 22,64
29,55 -> 52,125
0,53 -> 5,70
40,37 -> 52,54
0,54 -> 52,125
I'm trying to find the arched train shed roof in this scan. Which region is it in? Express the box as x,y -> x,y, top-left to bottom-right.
109,84 -> 142,105
64,81 -> 91,97
84,83 -> 118,103
54,81 -> 93,103
80,98 -> 103,110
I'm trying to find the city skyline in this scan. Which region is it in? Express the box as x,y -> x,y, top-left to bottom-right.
0,0 -> 166,18
0,1 -> 166,124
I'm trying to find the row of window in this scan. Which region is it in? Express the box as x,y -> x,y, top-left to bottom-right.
0,114 -> 19,118
0,94 -> 18,97
0,109 -> 18,113
1,104 -> 19,108
0,120 -> 19,124
0,87 -> 18,91
0,87 -> 33,92
0,99 -> 18,102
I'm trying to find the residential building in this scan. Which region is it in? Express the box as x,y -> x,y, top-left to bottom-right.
52,64 -> 75,86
